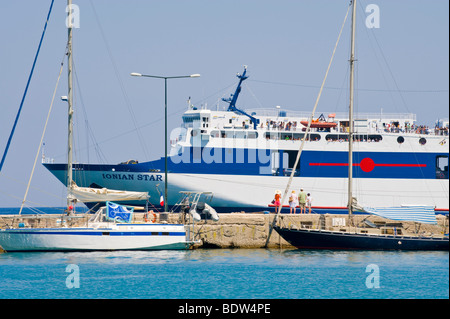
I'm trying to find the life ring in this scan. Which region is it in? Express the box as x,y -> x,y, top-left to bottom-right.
144,210 -> 157,223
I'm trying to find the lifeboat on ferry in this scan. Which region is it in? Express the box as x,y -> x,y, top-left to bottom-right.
300,113 -> 337,129
300,120 -> 337,128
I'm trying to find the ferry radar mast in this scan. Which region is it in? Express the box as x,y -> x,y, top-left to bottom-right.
222,66 -> 260,129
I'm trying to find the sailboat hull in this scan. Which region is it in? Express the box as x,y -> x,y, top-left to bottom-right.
0,224 -> 190,252
274,226 -> 449,251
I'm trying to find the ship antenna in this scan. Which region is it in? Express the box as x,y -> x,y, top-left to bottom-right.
222,66 -> 260,129
222,66 -> 248,111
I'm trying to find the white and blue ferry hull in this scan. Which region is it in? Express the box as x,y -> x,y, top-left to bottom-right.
43,161 -> 449,215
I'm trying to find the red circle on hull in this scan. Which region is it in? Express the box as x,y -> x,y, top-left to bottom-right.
360,157 -> 375,172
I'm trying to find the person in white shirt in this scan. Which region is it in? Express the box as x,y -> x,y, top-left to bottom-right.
306,193 -> 312,214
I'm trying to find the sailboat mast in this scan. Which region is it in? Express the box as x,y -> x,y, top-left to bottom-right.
348,0 -> 357,221
67,0 -> 74,207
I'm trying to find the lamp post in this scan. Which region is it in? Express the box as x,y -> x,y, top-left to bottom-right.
130,72 -> 200,212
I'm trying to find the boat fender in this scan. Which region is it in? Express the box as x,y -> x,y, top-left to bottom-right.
189,209 -> 201,222
204,203 -> 219,221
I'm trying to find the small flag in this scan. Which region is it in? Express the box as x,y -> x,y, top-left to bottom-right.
160,195 -> 164,207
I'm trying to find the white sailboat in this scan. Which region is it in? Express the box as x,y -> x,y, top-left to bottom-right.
0,201 -> 193,251
0,0 -> 194,252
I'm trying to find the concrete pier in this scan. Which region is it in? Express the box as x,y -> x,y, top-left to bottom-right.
187,213 -> 298,249
182,213 -> 449,249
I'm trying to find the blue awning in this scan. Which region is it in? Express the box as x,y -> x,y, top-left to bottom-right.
363,205 -> 437,225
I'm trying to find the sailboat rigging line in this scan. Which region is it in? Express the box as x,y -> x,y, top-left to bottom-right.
88,0 -> 151,161
0,173 -> 67,201
357,1 -> 412,115
265,2 -> 351,247
0,0 -> 55,174
244,82 -> 265,108
248,80 -> 448,93
72,59 -> 109,164
0,187 -> 64,210
19,52 -> 66,215
247,79 -> 448,93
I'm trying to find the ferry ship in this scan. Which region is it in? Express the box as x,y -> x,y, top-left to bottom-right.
43,67 -> 449,214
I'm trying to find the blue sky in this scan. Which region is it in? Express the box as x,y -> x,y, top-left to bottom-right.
0,0 -> 448,207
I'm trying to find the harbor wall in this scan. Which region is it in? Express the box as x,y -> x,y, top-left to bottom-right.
1,212 -> 448,250
178,213 -> 449,249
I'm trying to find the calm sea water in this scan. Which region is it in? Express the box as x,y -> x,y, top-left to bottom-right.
0,207 -> 87,215
0,207 -> 448,300
0,249 -> 448,299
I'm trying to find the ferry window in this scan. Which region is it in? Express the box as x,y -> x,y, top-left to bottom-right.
284,133 -> 321,141
210,130 -> 220,138
419,137 -> 427,145
247,131 -> 258,139
436,156 -> 448,179
234,131 -> 246,139
367,135 -> 382,142
265,132 -> 279,140
397,136 -> 405,144
225,131 -> 234,138
357,134 -> 382,142
325,134 -> 349,142
182,115 -> 200,123
325,134 -> 382,142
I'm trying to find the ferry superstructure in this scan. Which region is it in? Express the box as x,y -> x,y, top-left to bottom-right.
43,68 -> 449,214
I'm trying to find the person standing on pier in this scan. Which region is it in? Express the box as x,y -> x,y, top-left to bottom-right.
298,188 -> 307,214
289,190 -> 298,214
274,190 -> 281,214
306,193 -> 312,214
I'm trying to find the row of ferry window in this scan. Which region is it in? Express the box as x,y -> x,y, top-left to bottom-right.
208,131 -> 384,142
209,130 -> 259,139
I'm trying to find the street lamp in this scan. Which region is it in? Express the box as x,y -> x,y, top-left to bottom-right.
130,72 -> 200,212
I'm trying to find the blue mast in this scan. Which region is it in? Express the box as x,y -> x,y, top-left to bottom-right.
222,66 -> 260,129
0,0 -> 55,173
